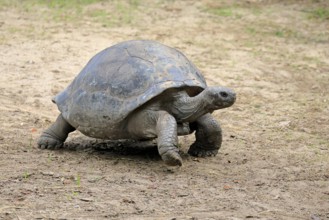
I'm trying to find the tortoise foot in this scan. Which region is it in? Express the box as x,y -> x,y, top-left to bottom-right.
161,150 -> 183,166
188,144 -> 219,157
37,132 -> 64,150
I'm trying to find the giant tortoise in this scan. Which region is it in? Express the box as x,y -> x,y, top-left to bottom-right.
38,40 -> 236,166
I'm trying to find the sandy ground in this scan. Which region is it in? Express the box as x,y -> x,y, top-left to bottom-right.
0,0 -> 328,219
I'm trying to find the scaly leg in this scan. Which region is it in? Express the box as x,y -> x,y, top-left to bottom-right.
37,114 -> 75,149
156,111 -> 182,166
127,110 -> 182,166
188,113 -> 222,157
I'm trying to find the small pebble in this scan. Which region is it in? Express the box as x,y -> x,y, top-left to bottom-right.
80,198 -> 94,202
41,171 -> 54,176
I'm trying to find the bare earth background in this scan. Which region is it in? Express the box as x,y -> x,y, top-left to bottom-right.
0,0 -> 328,219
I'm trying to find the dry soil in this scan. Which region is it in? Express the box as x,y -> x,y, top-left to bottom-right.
0,0 -> 328,219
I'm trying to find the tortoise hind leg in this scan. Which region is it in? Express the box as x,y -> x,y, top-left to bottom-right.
38,114 -> 75,149
188,113 -> 222,157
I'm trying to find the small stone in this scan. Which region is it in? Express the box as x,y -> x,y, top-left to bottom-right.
87,176 -> 103,183
192,158 -> 200,162
310,214 -> 321,220
80,198 -> 94,202
300,127 -> 311,133
62,178 -> 71,185
86,207 -> 95,211
41,171 -> 54,176
273,195 -> 280,200
178,194 -> 189,197
223,185 -> 232,190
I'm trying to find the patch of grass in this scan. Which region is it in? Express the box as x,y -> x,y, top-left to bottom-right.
0,0 -> 19,9
245,21 -> 301,41
0,0 -> 100,23
39,0 -> 103,8
39,0 -> 109,23
309,8 -> 329,20
272,27 -> 313,43
88,9 -> 114,27
72,191 -> 79,196
1,0 -> 140,27
87,1 -> 140,27
75,174 -> 81,187
23,171 -> 31,179
116,1 -> 137,24
203,0 -> 242,18
0,0 -> 101,11
274,30 -> 284,37
66,191 -> 79,200
89,9 -> 108,18
209,7 -> 234,17
2,22 -> 50,42
47,153 -> 54,163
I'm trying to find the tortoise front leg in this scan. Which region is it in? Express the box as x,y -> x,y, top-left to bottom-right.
188,113 -> 222,157
156,111 -> 183,166
127,110 -> 182,166
37,114 -> 75,149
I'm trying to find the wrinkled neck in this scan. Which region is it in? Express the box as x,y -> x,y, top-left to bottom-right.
170,90 -> 211,122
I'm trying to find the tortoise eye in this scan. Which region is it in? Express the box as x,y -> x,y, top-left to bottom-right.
220,91 -> 228,98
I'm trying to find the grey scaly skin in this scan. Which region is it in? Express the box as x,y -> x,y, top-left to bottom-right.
38,114 -> 75,150
38,86 -> 236,166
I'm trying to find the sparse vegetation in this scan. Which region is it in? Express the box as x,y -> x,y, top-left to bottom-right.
23,171 -> 31,179
208,7 -> 234,17
0,0 -> 140,26
274,30 -> 284,37
75,174 -> 81,187
47,153 -> 54,163
309,8 -> 329,20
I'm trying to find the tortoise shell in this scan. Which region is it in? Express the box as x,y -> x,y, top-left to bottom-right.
53,40 -> 207,138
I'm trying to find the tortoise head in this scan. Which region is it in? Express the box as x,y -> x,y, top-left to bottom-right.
205,86 -> 236,110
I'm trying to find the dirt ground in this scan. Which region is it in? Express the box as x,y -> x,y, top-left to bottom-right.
0,0 -> 328,219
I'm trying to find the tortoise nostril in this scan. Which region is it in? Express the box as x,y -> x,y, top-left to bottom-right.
220,91 -> 228,98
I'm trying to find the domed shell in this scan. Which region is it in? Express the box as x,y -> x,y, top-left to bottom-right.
54,40 -> 207,139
